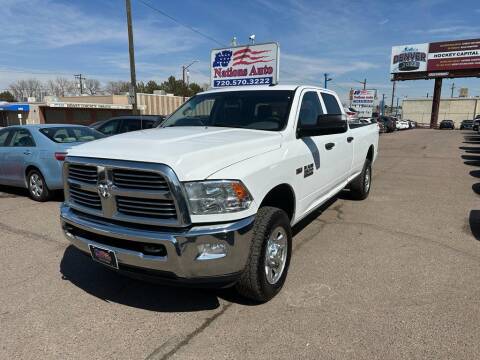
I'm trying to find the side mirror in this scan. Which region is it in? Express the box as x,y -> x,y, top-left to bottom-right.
298,114 -> 348,137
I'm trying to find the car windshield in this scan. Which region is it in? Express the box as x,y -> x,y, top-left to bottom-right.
162,90 -> 295,131
40,127 -> 105,143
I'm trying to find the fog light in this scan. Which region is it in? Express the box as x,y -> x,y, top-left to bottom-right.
197,243 -> 227,260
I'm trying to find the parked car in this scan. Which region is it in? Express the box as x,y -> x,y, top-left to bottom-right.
460,120 -> 473,130
473,119 -> 480,131
378,116 -> 396,133
0,125 -> 104,201
396,119 -> 410,130
439,120 -> 455,130
377,121 -> 386,133
61,85 -> 379,303
90,115 -> 166,136
407,120 -> 416,129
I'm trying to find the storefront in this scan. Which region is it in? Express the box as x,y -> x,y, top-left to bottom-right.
0,103 -> 30,126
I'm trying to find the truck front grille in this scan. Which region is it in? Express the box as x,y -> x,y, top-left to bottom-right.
69,186 -> 102,210
64,158 -> 190,227
68,164 -> 98,184
116,196 -> 177,219
112,169 -> 169,191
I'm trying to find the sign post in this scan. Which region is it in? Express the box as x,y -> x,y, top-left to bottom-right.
210,42 -> 279,88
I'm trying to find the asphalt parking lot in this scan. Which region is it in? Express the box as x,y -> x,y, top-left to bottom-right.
1,129 -> 480,360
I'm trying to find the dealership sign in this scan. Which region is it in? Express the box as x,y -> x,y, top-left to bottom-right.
391,38 -> 480,74
351,89 -> 376,118
210,42 -> 279,88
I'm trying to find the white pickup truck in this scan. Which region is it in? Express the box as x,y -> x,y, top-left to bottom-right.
60,85 -> 378,302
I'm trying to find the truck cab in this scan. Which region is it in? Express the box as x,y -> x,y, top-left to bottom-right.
60,85 -> 379,302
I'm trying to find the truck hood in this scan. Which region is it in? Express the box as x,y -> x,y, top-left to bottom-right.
67,126 -> 282,180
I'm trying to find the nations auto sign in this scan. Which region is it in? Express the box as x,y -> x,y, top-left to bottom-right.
210,42 -> 279,88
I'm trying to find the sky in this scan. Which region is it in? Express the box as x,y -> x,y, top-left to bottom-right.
0,0 -> 479,103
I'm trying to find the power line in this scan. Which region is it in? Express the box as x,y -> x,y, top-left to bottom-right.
136,0 -> 226,47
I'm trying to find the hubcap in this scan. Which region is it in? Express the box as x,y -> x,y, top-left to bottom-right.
29,174 -> 43,197
264,226 -> 288,285
364,166 -> 371,193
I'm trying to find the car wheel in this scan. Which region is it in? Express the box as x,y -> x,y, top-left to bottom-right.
349,158 -> 372,200
27,169 -> 51,202
235,206 -> 292,303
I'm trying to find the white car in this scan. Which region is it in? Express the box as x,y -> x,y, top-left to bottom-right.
60,85 -> 379,302
396,119 -> 410,130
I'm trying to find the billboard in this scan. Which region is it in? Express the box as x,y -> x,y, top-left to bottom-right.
427,38 -> 480,71
391,43 -> 428,73
391,38 -> 480,75
351,89 -> 376,118
210,42 -> 279,88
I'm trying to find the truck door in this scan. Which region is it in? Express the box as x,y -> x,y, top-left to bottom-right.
293,90 -> 349,216
319,91 -> 354,182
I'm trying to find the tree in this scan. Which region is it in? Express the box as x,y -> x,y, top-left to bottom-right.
106,81 -> 130,95
47,77 -> 75,97
84,79 -> 101,95
0,90 -> 16,102
9,79 -> 42,101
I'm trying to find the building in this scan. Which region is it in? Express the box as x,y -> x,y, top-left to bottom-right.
0,92 -> 185,127
402,97 -> 480,127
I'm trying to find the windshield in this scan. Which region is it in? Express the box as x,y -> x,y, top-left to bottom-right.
162,90 -> 295,131
40,127 -> 105,143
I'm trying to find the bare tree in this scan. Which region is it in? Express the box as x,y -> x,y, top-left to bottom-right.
46,77 -> 74,97
9,79 -> 43,101
84,79 -> 101,95
106,81 -> 130,95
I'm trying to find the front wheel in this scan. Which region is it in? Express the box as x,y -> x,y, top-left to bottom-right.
349,158 -> 372,200
235,207 -> 292,303
27,169 -> 51,202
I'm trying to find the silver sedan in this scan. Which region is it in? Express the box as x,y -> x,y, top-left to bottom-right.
0,124 -> 104,201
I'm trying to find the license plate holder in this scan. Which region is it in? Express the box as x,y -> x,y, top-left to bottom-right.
89,244 -> 119,269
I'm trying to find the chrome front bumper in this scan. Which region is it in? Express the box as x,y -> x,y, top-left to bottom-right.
60,204 -> 255,281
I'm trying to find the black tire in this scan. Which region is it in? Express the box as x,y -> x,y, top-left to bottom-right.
27,169 -> 51,202
349,158 -> 372,200
235,206 -> 292,303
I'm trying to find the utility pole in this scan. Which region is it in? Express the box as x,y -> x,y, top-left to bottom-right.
74,74 -> 85,95
381,94 -> 386,116
354,78 -> 367,90
390,81 -> 396,115
182,60 -> 199,101
125,0 -> 138,114
324,73 -> 332,89
395,97 -> 399,117
450,82 -> 455,98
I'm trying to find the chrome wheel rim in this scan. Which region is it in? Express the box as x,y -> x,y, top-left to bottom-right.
264,226 -> 288,285
29,174 -> 43,197
364,166 -> 371,193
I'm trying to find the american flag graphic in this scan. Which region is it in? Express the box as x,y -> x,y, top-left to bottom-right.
231,48 -> 273,66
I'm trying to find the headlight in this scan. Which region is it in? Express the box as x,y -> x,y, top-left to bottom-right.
184,180 -> 253,215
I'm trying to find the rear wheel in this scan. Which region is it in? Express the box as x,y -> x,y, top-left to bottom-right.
27,170 -> 51,202
349,158 -> 372,200
235,206 -> 292,303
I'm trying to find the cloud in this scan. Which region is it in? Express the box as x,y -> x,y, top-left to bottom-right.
379,19 -> 389,25
280,53 -> 378,83
414,25 -> 480,39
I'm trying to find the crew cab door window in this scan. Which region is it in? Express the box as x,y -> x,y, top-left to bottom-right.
11,129 -> 35,147
298,91 -> 323,127
321,93 -> 342,114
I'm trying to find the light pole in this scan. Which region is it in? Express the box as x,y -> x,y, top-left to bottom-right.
324,73 -> 332,89
182,60 -> 199,101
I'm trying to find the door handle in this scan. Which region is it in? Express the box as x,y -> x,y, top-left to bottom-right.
325,142 -> 335,150
24,151 -> 32,155
347,136 -> 354,143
